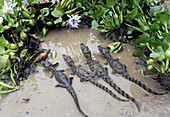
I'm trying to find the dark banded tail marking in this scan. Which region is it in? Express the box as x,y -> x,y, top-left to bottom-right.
123,73 -> 167,95
90,80 -> 128,102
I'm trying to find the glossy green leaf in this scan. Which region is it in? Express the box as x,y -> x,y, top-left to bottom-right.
106,0 -> 116,8
156,13 -> 169,28
51,5 -> 64,18
40,8 -> 49,17
0,46 -> 5,54
0,35 -> 9,47
52,50 -> 56,60
134,33 -> 150,43
150,23 -> 160,32
91,20 -> 99,30
94,6 -> 105,21
133,50 -> 145,57
143,26 -> 150,31
150,6 -> 164,17
54,17 -> 62,24
0,55 -> 10,69
42,27 -> 48,37
76,2 -> 82,8
162,39 -> 169,52
27,0 -> 38,5
125,7 -> 138,19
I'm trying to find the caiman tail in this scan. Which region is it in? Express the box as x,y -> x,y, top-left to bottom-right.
102,76 -> 141,112
122,72 -> 167,95
90,79 -> 128,102
66,86 -> 88,117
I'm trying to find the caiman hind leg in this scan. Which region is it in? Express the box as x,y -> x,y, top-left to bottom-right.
55,83 -> 66,88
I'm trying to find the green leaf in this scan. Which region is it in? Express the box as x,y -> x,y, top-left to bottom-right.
150,40 -> 161,47
94,6 -> 105,21
165,7 -> 170,15
0,46 -> 5,54
40,8 -> 49,17
150,23 -> 160,32
106,0 -> 116,8
0,55 -> 10,69
54,17 -> 62,24
143,26 -> 150,31
0,1 -> 4,9
125,7 -> 138,19
133,0 -> 140,6
0,35 -> 9,47
164,33 -> 170,43
133,50 -> 145,57
31,63 -> 37,68
76,2 -> 82,8
42,27 -> 48,37
91,20 -> 99,30
150,6 -> 164,17
134,33 -> 150,44
27,0 -> 38,5
122,0 -> 129,8
156,13 -> 169,28
52,50 -> 56,60
51,5 -> 64,18
20,49 -> 28,59
162,39 -> 169,52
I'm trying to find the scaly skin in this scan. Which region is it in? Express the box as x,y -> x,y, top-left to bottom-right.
41,60 -> 88,117
62,54 -> 128,102
80,43 -> 141,112
98,46 -> 167,95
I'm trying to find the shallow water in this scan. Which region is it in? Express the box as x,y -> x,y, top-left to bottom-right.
0,28 -> 169,117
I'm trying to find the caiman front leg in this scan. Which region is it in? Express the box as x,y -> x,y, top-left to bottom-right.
68,77 -> 74,85
71,68 -> 76,75
58,70 -> 65,72
104,60 -> 109,65
49,73 -> 54,78
111,70 -> 116,74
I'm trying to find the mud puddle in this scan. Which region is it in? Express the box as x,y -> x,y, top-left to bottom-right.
0,28 -> 169,117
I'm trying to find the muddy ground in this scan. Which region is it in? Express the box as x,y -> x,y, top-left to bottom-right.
0,28 -> 169,117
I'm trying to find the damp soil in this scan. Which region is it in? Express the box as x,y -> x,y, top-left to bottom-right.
0,28 -> 169,117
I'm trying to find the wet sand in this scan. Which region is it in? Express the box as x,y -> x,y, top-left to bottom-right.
0,28 -> 169,117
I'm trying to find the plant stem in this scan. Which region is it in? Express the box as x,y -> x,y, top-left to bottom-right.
165,59 -> 169,70
0,82 -> 15,89
146,43 -> 154,53
125,23 -> 145,33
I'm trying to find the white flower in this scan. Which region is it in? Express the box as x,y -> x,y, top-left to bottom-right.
0,17 -> 3,24
66,14 -> 81,30
4,1 -> 14,14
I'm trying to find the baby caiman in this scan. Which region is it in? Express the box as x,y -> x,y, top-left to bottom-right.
80,43 -> 141,112
62,54 -> 128,102
98,45 -> 167,95
41,60 -> 88,117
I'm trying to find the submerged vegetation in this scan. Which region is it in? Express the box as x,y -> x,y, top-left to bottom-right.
0,0 -> 169,93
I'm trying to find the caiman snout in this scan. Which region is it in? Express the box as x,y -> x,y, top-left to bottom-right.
80,43 -> 86,50
62,54 -> 75,66
98,46 -> 108,55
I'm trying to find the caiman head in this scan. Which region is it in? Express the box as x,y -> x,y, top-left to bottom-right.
62,54 -> 75,67
80,43 -> 92,59
98,46 -> 110,58
41,60 -> 53,70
